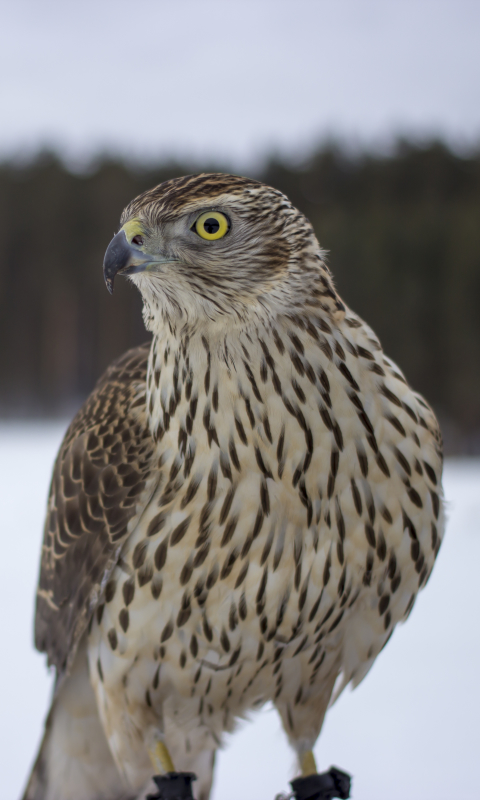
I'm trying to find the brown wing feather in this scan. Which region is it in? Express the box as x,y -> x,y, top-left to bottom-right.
35,342 -> 155,674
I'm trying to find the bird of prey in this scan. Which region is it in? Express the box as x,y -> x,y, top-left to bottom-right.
24,173 -> 444,800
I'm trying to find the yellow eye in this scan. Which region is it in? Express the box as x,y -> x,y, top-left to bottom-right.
194,211 -> 229,240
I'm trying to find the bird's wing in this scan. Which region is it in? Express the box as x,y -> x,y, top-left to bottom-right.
34,342 -> 155,675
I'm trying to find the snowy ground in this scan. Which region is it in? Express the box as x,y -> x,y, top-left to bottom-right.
0,422 -> 478,800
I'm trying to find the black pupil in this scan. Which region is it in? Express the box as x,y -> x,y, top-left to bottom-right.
204,217 -> 220,234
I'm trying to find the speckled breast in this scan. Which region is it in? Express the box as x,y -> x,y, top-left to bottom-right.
88,313 -> 443,749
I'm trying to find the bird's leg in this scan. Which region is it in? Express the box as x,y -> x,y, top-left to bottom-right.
148,740 -> 176,774
300,750 -> 318,776
146,738 -> 197,800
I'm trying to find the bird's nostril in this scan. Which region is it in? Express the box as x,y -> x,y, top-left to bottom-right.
132,235 -> 144,246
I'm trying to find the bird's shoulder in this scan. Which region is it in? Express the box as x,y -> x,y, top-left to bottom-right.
35,341 -> 156,674
306,309 -> 442,460
270,307 -> 444,501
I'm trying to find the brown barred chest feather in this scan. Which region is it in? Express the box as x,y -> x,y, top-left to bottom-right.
88,308 -> 443,781
25,174 -> 445,800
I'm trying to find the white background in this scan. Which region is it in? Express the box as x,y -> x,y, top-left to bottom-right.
1,424 -> 479,800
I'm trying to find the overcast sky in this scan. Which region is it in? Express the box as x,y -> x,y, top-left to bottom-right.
1,0 -> 479,168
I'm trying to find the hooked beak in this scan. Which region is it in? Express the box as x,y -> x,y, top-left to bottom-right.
103,219 -> 179,294
103,229 -> 157,294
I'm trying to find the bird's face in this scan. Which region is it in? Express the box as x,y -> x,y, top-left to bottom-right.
103,173 -> 320,332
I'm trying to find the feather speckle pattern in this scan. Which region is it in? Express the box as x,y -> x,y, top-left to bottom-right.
25,174 -> 444,800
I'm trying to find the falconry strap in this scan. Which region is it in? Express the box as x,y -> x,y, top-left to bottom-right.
147,772 -> 197,800
290,767 -> 351,800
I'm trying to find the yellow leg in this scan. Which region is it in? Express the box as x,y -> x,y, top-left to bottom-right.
149,741 -> 176,774
300,750 -> 317,776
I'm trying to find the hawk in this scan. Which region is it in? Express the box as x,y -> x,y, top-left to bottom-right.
24,174 -> 444,800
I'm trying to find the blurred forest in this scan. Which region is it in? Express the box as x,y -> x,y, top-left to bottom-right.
0,141 -> 479,454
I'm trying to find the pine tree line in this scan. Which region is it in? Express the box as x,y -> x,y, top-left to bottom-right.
0,141 -> 478,453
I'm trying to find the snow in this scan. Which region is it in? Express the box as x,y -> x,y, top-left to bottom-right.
0,422 -> 478,800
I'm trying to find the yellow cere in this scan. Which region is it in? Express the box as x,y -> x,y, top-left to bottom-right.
195,211 -> 229,240
122,219 -> 144,243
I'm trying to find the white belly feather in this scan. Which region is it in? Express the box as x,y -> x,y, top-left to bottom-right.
88,313 -> 443,789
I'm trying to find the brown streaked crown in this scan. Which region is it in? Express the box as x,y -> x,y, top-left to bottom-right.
121,173 -> 266,225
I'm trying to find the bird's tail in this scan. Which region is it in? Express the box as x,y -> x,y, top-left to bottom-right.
21,639 -> 131,800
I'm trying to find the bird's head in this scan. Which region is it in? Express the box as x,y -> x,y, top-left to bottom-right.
103,173 -> 342,335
